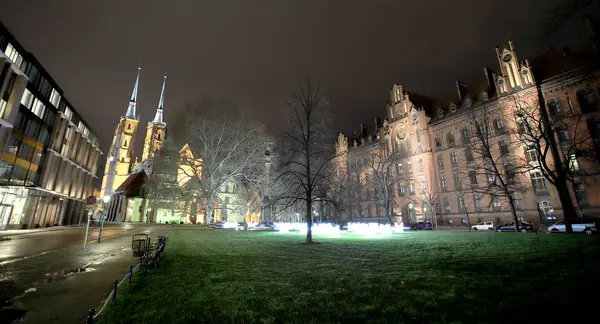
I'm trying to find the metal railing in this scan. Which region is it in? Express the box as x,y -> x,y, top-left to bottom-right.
85,227 -> 172,323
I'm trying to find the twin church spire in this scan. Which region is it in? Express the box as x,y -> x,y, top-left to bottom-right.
124,67 -> 167,123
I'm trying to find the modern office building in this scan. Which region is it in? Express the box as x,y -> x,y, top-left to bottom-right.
0,21 -> 102,230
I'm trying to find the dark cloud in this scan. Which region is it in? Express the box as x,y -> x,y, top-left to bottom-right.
0,0 -> 588,156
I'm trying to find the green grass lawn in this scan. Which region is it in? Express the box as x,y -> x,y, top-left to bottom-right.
100,229 -> 600,324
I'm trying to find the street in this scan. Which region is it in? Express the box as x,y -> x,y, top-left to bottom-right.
0,223 -> 140,264
0,223 -> 171,324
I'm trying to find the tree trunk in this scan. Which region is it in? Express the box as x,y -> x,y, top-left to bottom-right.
507,195 -> 520,232
385,201 -> 393,224
306,197 -> 313,243
536,85 -> 575,233
205,199 -> 215,225
465,210 -> 471,232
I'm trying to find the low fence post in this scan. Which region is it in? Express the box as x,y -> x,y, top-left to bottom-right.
112,279 -> 119,303
129,265 -> 133,282
87,308 -> 95,324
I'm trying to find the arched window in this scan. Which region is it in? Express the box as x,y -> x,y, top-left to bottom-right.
547,99 -> 562,116
577,88 -> 597,112
127,123 -> 131,130
446,131 -> 455,147
157,132 -> 161,140
123,139 -> 128,147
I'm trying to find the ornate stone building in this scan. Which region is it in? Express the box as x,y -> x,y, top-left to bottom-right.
335,37 -> 600,226
101,71 -> 251,224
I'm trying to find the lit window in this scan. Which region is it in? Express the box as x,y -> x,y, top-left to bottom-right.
50,89 -> 61,107
440,175 -> 447,190
419,176 -> 426,191
492,195 -> 501,210
494,116 -> 505,131
525,148 -> 537,163
64,107 -> 73,119
396,163 -> 403,176
31,99 -> 46,119
538,201 -> 554,220
444,196 -> 451,213
0,99 -> 7,118
451,152 -> 458,165
5,43 -> 24,67
531,171 -> 548,191
407,160 -> 413,173
20,89 -> 34,108
569,154 -> 579,171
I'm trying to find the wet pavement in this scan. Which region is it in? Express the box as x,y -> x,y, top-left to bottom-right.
0,224 -> 171,324
0,223 -> 140,264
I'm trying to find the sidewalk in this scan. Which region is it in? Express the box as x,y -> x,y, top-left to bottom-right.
0,225 -> 81,239
2,225 -> 169,323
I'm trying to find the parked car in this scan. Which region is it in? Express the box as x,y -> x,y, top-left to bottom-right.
250,220 -> 277,231
495,221 -> 534,233
471,221 -> 494,231
547,218 -> 597,235
412,221 -> 433,231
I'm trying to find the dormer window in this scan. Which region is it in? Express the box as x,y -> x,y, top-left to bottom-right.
438,109 -> 444,118
450,105 -> 457,113
480,91 -> 489,101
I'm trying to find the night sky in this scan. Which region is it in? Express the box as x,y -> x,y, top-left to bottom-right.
0,0 -> 589,156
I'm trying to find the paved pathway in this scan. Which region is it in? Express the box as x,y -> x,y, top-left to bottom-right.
0,224 -> 171,323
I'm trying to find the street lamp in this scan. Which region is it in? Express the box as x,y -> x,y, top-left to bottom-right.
98,196 -> 110,243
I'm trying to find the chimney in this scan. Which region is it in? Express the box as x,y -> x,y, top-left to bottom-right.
562,46 -> 571,57
360,124 -> 368,138
374,117 -> 382,130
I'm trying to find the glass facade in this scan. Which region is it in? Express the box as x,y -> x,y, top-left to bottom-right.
0,22 -> 102,230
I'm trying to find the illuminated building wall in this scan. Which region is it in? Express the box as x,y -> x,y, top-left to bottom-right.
336,40 -> 600,225
0,22 -> 102,230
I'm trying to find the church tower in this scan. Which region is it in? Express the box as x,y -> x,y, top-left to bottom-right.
100,67 -> 141,199
142,74 -> 167,161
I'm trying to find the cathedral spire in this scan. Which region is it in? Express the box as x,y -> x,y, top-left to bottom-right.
125,67 -> 141,118
152,74 -> 167,124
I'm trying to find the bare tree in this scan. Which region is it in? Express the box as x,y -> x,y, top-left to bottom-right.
420,175 -> 441,230
275,81 -> 338,243
507,92 -> 600,225
337,153 -> 367,222
143,137 -> 193,223
357,146 -> 408,224
178,98 -> 268,225
544,0 -> 599,36
466,104 -> 530,231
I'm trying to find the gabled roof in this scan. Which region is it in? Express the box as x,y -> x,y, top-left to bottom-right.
115,171 -> 148,197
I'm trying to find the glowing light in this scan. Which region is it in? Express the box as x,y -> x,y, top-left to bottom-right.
222,222 -> 239,229
347,222 -> 404,237
275,222 -> 340,238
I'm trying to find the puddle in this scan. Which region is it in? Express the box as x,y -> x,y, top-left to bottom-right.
41,266 -> 97,283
